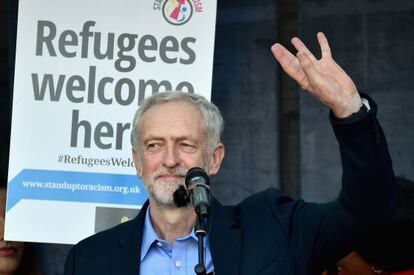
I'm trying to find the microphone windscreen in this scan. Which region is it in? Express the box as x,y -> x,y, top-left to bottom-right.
173,185 -> 190,207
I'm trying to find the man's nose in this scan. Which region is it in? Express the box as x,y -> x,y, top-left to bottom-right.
164,145 -> 180,167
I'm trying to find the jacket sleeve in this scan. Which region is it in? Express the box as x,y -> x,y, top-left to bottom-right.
287,94 -> 396,274
332,94 -> 395,226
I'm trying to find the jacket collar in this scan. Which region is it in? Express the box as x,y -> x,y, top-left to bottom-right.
113,200 -> 149,275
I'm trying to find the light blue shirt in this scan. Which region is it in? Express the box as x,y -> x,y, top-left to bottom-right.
140,207 -> 214,275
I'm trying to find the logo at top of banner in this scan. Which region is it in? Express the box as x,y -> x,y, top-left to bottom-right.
154,0 -> 204,26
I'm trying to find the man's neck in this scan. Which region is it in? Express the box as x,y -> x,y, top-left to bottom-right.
149,202 -> 197,245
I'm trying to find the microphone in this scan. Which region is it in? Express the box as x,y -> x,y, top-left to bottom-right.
185,167 -> 211,217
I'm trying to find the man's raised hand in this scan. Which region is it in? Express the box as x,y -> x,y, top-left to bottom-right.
271,32 -> 362,118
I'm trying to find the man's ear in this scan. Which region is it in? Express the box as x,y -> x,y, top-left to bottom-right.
208,143 -> 225,176
132,148 -> 143,177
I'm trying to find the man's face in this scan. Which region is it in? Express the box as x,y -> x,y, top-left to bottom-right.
132,100 -> 223,207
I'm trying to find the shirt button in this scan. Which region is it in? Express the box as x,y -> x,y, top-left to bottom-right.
175,260 -> 182,268
156,242 -> 162,247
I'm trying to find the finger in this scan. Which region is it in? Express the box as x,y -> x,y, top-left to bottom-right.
317,32 -> 332,59
271,43 -> 298,67
291,37 -> 317,62
271,43 -> 308,85
297,52 -> 323,94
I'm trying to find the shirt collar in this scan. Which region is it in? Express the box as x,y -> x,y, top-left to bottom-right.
140,207 -> 160,261
140,206 -> 208,261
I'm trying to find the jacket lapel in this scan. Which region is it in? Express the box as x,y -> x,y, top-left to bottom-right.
113,200 -> 149,275
209,199 -> 242,275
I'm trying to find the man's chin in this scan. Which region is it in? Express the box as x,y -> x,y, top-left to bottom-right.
146,179 -> 184,207
150,190 -> 177,207
156,178 -> 184,186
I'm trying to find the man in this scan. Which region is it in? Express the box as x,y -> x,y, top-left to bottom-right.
64,33 -> 395,275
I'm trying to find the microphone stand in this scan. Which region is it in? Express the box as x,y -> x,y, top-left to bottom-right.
185,168 -> 212,275
194,206 -> 209,275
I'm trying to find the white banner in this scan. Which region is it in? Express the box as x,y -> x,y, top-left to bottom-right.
6,0 -> 216,244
